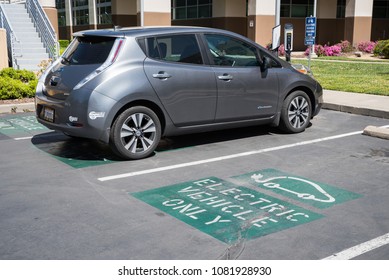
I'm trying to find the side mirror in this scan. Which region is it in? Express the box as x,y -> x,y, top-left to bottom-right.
261,56 -> 271,72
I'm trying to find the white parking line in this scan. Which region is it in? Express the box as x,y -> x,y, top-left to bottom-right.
323,233 -> 389,260
98,130 -> 363,182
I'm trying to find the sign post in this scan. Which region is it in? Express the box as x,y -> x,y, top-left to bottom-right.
305,16 -> 316,70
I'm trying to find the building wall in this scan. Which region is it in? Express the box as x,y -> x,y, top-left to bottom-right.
172,0 -> 247,37
111,0 -> 137,28
139,0 -> 171,26
344,0 -> 374,45
246,0 -> 275,46
0,29 -> 8,70
39,0 -> 59,39
315,0 -> 342,46
54,0 -> 387,49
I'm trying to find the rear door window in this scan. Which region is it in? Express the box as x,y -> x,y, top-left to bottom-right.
146,34 -> 203,65
63,36 -> 116,65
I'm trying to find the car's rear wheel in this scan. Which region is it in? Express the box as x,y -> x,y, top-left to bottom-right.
110,106 -> 161,160
279,90 -> 312,133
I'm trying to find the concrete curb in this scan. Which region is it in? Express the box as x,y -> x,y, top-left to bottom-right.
322,90 -> 389,119
322,103 -> 389,119
0,102 -> 35,114
363,125 -> 389,140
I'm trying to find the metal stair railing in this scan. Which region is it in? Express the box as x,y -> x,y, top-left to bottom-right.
25,0 -> 59,60
0,1 -> 26,4
0,3 -> 23,69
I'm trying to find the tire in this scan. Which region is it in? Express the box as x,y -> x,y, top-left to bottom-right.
110,106 -> 161,160
279,90 -> 312,133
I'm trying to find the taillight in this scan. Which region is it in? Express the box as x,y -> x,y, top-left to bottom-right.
111,39 -> 124,63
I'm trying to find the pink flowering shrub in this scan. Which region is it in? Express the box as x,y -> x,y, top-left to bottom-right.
304,44 -> 325,57
339,40 -> 353,53
265,43 -> 285,56
324,44 -> 342,56
358,41 -> 376,53
305,43 -> 342,57
278,44 -> 285,56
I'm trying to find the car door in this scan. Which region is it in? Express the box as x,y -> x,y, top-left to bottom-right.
143,34 -> 217,127
203,33 -> 280,122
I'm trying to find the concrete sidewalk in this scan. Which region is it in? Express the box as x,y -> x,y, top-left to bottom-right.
0,101 -> 35,114
322,90 -> 389,140
322,90 -> 389,119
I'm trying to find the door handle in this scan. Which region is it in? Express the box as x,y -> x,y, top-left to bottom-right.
218,74 -> 233,81
153,72 -> 172,79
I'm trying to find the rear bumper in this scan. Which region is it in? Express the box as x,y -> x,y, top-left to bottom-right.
35,82 -> 115,143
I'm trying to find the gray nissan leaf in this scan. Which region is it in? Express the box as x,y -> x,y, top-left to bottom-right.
35,26 -> 323,160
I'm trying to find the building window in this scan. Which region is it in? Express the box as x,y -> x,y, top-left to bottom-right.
97,0 -> 112,24
56,0 -> 65,10
56,0 -> 65,26
72,0 -> 89,26
172,0 -> 212,20
373,0 -> 389,18
337,0 -> 345,18
281,0 -> 314,18
56,0 -> 112,27
58,11 -> 66,27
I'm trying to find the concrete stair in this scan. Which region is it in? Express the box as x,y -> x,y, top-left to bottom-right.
1,3 -> 49,71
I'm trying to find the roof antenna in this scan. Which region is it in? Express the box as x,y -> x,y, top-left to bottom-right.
105,12 -> 121,31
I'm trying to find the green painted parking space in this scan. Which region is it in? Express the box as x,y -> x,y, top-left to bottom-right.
132,177 -> 323,244
0,114 -> 192,168
0,114 -> 118,168
31,136 -> 120,169
0,114 -> 50,138
232,168 -> 362,209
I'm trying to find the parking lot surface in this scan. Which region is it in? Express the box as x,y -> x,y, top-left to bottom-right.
0,109 -> 388,260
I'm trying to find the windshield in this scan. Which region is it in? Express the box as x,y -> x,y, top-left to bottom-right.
62,36 -> 116,65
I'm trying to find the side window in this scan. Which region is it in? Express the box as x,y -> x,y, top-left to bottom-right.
204,34 -> 260,67
146,34 -> 203,65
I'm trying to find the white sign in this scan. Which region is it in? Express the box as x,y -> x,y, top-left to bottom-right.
272,25 -> 281,50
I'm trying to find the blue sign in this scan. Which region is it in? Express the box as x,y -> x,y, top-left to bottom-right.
305,16 -> 316,46
306,17 -> 316,25
305,17 -> 316,38
305,37 -> 315,46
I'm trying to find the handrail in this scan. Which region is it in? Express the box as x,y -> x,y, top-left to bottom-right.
25,0 -> 59,60
0,1 -> 25,4
0,3 -> 22,69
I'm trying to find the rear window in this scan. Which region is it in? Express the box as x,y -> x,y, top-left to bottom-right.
63,36 -> 116,65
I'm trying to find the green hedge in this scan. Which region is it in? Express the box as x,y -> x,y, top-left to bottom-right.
59,39 -> 70,48
0,68 -> 37,100
59,40 -> 70,55
373,40 -> 389,57
382,42 -> 389,59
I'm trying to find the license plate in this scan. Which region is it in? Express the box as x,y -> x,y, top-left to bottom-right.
43,107 -> 54,122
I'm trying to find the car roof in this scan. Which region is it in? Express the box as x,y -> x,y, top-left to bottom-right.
73,26 -> 240,39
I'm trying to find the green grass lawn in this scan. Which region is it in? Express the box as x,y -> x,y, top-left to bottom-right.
292,58 -> 389,96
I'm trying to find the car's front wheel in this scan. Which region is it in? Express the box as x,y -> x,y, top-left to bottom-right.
279,90 -> 312,133
110,106 -> 161,160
